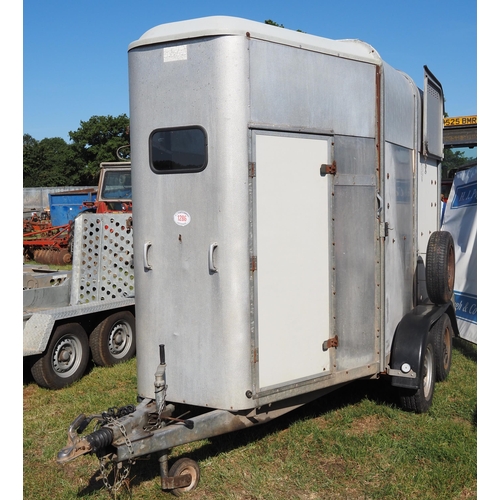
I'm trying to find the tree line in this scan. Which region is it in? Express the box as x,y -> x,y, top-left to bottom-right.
23,112 -> 474,188
23,114 -> 130,187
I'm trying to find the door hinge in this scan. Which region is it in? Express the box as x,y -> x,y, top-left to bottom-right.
249,162 -> 256,178
250,256 -> 257,272
252,348 -> 259,363
322,335 -> 339,351
320,161 -> 337,176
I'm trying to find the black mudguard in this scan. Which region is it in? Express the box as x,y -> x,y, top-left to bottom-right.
390,302 -> 459,390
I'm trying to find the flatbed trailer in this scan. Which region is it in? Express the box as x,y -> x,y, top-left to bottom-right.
23,212 -> 135,389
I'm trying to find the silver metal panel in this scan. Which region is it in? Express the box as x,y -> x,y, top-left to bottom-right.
417,157 -> 440,258
332,135 -> 379,371
23,298 -> 135,355
383,63 -> 418,150
253,132 -> 331,390
382,143 -> 414,355
423,67 -> 444,159
249,39 -> 377,138
23,278 -> 71,311
71,213 -> 134,305
129,36 -> 253,410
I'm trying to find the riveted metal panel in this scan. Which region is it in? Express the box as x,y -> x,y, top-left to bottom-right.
249,39 -> 377,138
332,135 -> 379,371
130,35 -> 253,411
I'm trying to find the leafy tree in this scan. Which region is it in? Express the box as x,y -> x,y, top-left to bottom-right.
23,134 -> 44,187
24,135 -> 78,187
69,114 -> 130,184
265,19 -> 285,28
24,114 -> 130,187
265,19 -> 304,32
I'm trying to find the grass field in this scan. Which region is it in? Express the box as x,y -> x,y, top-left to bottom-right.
23,338 -> 476,500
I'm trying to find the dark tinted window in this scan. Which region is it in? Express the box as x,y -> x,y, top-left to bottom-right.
150,127 -> 207,173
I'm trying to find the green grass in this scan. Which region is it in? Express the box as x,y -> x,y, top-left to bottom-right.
23,339 -> 476,499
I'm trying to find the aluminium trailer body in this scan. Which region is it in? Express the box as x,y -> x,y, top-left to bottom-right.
58,17 -> 459,495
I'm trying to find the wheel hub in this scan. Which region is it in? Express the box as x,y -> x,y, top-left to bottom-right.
53,337 -> 81,376
108,323 -> 131,356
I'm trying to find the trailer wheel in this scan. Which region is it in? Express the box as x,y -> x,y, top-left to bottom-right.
30,323 -> 90,390
89,311 -> 136,367
168,458 -> 200,496
426,231 -> 455,305
399,340 -> 435,414
432,313 -> 453,382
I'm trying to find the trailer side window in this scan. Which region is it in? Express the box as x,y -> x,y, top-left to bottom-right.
150,127 -> 207,173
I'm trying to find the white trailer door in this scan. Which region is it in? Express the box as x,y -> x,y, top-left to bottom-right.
253,132 -> 332,389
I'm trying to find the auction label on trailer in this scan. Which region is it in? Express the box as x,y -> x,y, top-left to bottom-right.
174,211 -> 191,226
163,45 -> 187,62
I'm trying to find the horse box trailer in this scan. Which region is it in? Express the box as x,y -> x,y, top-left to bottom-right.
58,17 -> 459,495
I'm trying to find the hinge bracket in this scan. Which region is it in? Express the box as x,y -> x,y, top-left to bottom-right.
320,161 -> 337,176
252,348 -> 259,363
249,162 -> 256,178
250,256 -> 257,272
322,335 -> 339,351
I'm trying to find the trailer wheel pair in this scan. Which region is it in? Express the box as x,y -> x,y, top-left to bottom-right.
399,313 -> 453,414
426,231 -> 455,384
30,311 -> 136,390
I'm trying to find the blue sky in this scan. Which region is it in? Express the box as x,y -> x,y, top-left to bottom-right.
21,0 -> 477,142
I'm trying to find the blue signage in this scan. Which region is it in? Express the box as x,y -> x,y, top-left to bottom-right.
454,291 -> 477,325
450,181 -> 477,209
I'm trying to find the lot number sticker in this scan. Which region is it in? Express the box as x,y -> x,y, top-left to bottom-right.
174,211 -> 191,226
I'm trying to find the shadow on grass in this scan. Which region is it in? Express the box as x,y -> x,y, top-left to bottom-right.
454,337 -> 477,362
77,458 -> 159,497
23,354 -> 99,389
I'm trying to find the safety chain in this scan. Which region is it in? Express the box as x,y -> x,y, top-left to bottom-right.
144,397 -> 166,432
97,406 -> 136,495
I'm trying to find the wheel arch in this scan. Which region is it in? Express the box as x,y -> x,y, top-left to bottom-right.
389,302 -> 459,390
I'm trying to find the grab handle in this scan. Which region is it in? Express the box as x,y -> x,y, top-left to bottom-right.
144,241 -> 153,270
209,242 -> 218,274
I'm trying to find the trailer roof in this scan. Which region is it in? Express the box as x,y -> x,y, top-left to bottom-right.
129,16 -> 382,66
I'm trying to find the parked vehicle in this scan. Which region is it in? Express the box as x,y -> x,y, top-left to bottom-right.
23,211 -> 135,389
57,17 -> 460,496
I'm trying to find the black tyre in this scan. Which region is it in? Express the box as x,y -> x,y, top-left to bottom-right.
30,323 -> 90,390
399,340 -> 436,414
169,458 -> 200,496
426,231 -> 455,305
431,313 -> 453,382
89,311 -> 136,367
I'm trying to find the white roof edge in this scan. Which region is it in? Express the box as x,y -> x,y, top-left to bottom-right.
128,16 -> 382,65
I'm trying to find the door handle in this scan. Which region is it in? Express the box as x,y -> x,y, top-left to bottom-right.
209,242 -> 218,274
144,241 -> 153,270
